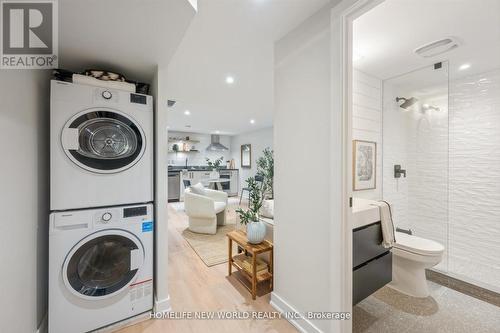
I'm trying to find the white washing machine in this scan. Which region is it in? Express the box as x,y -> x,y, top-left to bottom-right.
50,80 -> 153,210
49,203 -> 154,333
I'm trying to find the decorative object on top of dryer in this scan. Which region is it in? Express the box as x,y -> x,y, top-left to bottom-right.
52,68 -> 150,94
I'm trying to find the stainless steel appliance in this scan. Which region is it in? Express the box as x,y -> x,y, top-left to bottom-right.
168,172 -> 180,201
219,169 -> 238,196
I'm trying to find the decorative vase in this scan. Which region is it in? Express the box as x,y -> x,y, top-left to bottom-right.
210,170 -> 220,180
246,220 -> 266,244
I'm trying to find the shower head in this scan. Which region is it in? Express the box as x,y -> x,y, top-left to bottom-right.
422,104 -> 440,112
396,97 -> 418,109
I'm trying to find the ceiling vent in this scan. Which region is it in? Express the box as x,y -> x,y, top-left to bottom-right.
414,37 -> 460,58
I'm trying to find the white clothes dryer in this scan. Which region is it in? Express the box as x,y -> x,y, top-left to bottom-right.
50,80 -> 153,210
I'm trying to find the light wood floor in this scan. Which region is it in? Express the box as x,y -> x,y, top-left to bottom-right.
117,199 -> 297,333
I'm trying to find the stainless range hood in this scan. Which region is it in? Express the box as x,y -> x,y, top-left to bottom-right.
206,135 -> 229,151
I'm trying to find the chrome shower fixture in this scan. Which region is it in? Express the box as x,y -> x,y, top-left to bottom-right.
396,96 -> 418,109
422,104 -> 440,112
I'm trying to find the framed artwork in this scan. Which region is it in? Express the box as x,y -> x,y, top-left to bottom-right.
353,140 -> 377,191
241,144 -> 252,168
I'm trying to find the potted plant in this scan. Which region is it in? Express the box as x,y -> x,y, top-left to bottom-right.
236,177 -> 267,244
206,156 -> 224,179
172,144 -> 179,153
256,148 -> 274,199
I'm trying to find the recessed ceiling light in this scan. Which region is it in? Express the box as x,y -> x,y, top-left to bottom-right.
225,76 -> 235,84
459,63 -> 471,71
184,110 -> 191,115
250,119 -> 255,124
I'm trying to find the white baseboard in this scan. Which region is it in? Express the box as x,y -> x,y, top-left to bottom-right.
270,292 -> 323,333
154,294 -> 172,313
36,313 -> 48,333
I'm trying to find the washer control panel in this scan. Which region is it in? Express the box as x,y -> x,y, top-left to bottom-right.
93,204 -> 152,227
51,204 -> 153,231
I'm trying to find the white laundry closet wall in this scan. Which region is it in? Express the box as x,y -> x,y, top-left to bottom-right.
0,70 -> 51,333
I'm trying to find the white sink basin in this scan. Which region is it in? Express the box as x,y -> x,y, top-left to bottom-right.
352,198 -> 381,229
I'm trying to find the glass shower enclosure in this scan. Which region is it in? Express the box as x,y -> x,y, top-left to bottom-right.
382,61 -> 500,293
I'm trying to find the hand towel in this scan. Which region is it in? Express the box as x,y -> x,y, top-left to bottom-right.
371,201 -> 396,248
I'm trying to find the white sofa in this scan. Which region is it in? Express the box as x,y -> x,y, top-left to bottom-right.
184,186 -> 228,234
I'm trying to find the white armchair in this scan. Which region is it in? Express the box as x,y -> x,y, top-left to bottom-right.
184,186 -> 228,235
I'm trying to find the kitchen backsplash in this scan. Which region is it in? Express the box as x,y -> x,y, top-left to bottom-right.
167,131 -> 232,167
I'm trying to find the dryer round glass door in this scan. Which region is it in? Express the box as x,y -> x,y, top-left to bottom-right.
63,230 -> 144,299
61,109 -> 146,174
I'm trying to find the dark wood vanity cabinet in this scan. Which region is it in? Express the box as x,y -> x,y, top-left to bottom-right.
353,221 -> 392,305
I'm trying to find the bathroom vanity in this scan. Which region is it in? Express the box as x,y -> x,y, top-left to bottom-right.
352,199 -> 392,305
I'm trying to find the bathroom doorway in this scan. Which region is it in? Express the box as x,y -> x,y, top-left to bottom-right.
346,0 -> 500,332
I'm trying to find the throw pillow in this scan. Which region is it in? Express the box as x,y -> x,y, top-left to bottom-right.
190,182 -> 207,196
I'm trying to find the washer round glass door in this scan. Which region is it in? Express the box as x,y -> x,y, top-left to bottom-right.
61,109 -> 146,174
63,230 -> 144,299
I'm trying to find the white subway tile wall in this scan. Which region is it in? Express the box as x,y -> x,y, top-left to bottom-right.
352,70 -> 383,200
167,131 -> 232,167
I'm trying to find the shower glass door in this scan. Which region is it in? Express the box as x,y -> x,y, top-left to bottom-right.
382,62 -> 449,272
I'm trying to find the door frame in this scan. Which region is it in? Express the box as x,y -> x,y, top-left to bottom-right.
331,0 -> 384,332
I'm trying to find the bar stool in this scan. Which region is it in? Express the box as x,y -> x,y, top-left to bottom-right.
239,175 -> 264,205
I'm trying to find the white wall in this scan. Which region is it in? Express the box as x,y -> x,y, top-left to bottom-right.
0,70 -> 51,333
273,6 -> 337,333
152,66 -> 172,312
383,79 -> 449,270
167,131 -> 232,167
352,70 -> 382,200
449,69 -> 500,290
382,81 -> 410,231
230,127 -> 273,192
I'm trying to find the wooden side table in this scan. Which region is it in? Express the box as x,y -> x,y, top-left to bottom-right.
227,230 -> 273,300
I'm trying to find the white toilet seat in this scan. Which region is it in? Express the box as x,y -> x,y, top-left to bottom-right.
394,232 -> 444,256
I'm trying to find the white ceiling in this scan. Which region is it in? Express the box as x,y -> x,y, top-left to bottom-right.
165,0 -> 330,135
353,0 -> 500,80
58,0 -> 196,83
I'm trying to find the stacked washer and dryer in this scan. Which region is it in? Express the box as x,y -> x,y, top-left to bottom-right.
49,80 -> 154,333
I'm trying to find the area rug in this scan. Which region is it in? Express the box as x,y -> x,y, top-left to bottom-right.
181,224 -> 238,267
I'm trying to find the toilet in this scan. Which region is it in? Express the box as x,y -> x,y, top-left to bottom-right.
389,231 -> 445,298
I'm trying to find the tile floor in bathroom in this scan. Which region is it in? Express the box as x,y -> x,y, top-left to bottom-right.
353,281 -> 500,333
